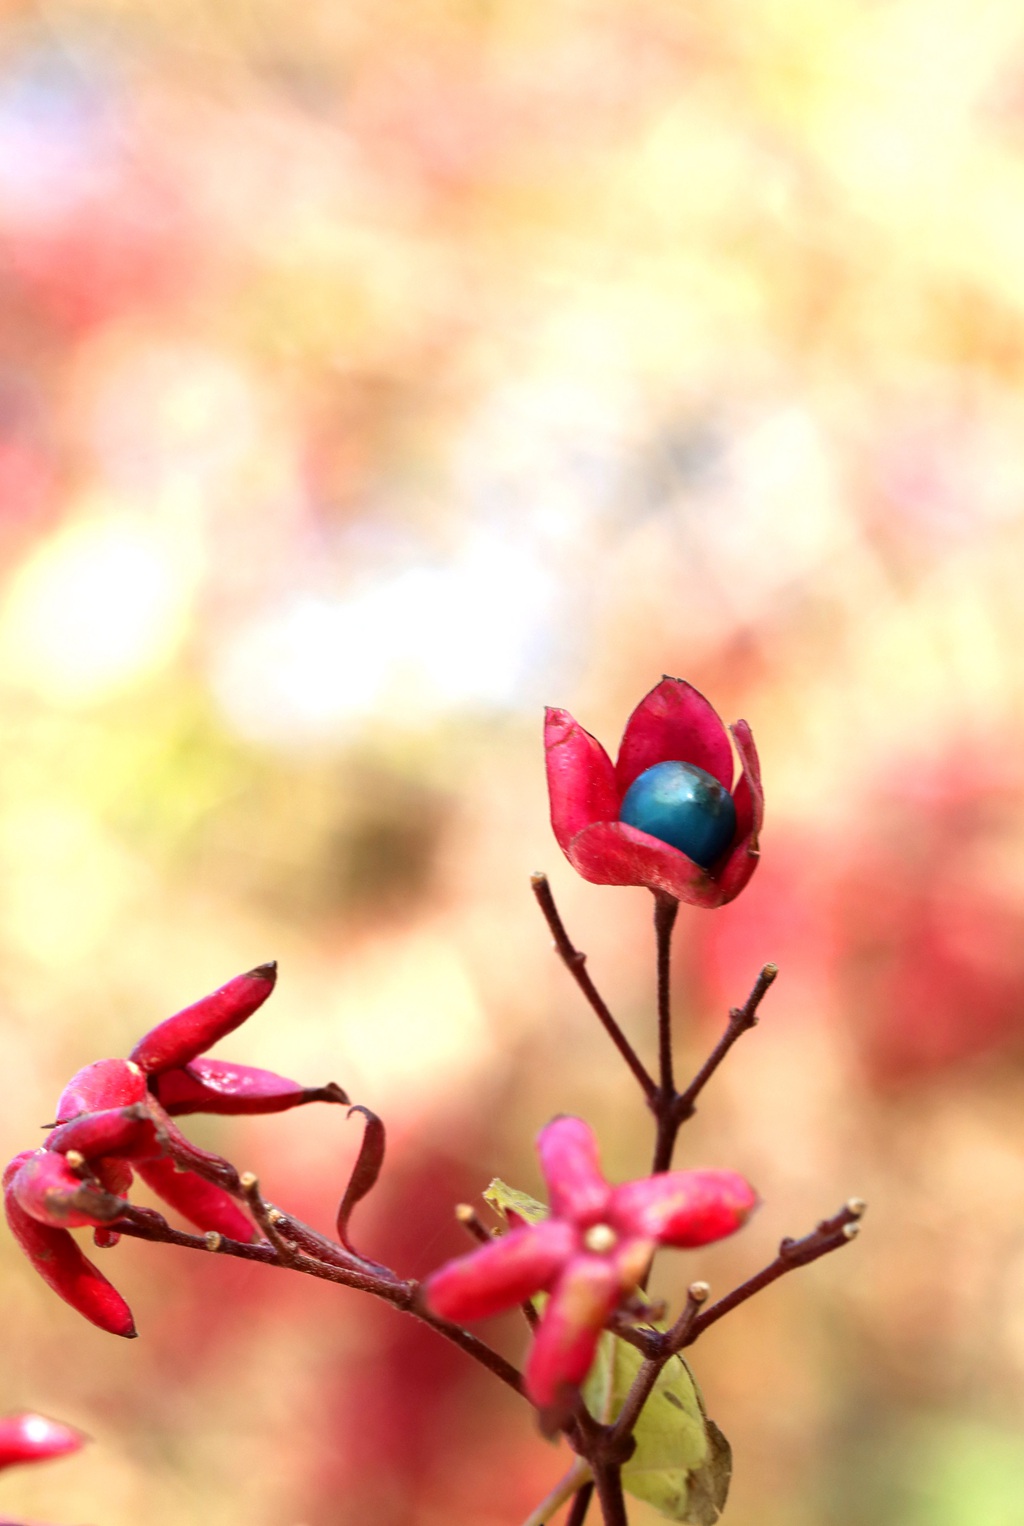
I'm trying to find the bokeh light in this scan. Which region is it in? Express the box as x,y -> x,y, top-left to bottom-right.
2,3 -> 1024,1524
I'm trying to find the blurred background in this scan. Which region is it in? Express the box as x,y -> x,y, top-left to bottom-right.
2,0 -> 1024,1522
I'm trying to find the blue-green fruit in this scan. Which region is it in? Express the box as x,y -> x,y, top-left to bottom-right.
619,761 -> 736,868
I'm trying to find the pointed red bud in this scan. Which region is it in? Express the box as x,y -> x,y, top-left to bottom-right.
11,1151 -> 128,1229
56,1059 -> 147,1122
133,1157 -> 257,1243
152,1058 -> 348,1116
4,1154 -> 136,1337
128,962 -> 278,1075
0,1412 -> 87,1471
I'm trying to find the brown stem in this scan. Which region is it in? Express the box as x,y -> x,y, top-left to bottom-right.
652,960 -> 777,1174
239,1172 -> 298,1264
110,1206 -> 524,1396
592,1459 -> 629,1526
674,962 -> 778,1125
566,1482 -> 595,1526
653,891 -> 679,1105
682,1199 -> 866,1347
532,874 -> 656,1100
607,1282 -> 710,1447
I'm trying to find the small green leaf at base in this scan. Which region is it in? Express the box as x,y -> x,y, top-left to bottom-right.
583,1331 -> 731,1523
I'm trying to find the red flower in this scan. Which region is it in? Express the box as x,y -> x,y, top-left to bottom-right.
545,678 -> 762,908
423,1116 -> 756,1413
4,964 -> 349,1333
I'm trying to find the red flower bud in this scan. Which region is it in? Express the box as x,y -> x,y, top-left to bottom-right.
128,962 -> 277,1075
11,1151 -> 128,1229
3,1154 -> 136,1337
56,1059 -> 147,1122
0,1412 -> 87,1471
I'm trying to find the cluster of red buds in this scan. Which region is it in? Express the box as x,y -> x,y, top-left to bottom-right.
3,678 -> 861,1526
4,964 -> 347,1336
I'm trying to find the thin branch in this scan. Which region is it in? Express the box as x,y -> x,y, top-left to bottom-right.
674,962 -> 778,1126
591,1458 -> 629,1526
532,874 -> 656,1101
682,1199 -> 866,1347
110,1206 -> 524,1396
239,1172 -> 297,1264
566,1481 -> 595,1526
607,1282 -> 710,1450
653,892 -> 679,1102
455,1202 -> 493,1245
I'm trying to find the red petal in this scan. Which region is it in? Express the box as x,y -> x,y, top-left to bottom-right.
423,1220 -> 576,1323
133,1157 -> 256,1242
610,1169 -> 758,1247
46,1106 -> 163,1163
566,819 -> 727,906
544,708 -> 620,854
56,1059 -> 147,1122
729,720 -> 763,847
0,1412 -> 87,1471
153,1058 -> 347,1116
537,1116 -> 611,1223
523,1255 -> 620,1409
615,679 -> 734,794
3,1154 -> 136,1337
11,1152 -> 128,1230
708,834 -> 760,905
129,963 -> 277,1075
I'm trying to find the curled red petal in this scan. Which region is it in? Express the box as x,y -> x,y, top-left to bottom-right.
46,1105 -> 163,1163
614,678 -> 734,794
56,1059 -> 147,1123
133,1156 -> 256,1242
129,962 -> 277,1075
11,1152 -> 128,1229
523,1255 -> 621,1410
3,1154 -> 136,1337
729,719 -> 763,847
610,1169 -> 758,1247
423,1220 -> 576,1323
537,1116 -> 611,1224
544,707 -> 620,854
153,1058 -> 348,1116
0,1412 -> 88,1471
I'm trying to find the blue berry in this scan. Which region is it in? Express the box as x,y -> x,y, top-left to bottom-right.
619,761 -> 736,869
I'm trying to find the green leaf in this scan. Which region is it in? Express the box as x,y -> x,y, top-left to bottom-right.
483,1179 -> 731,1521
483,1177 -> 549,1225
582,1331 -> 732,1524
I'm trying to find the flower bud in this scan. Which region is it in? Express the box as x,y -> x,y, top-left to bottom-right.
56,1059 -> 147,1123
129,963 -> 277,1074
3,1154 -> 136,1337
11,1151 -> 128,1229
